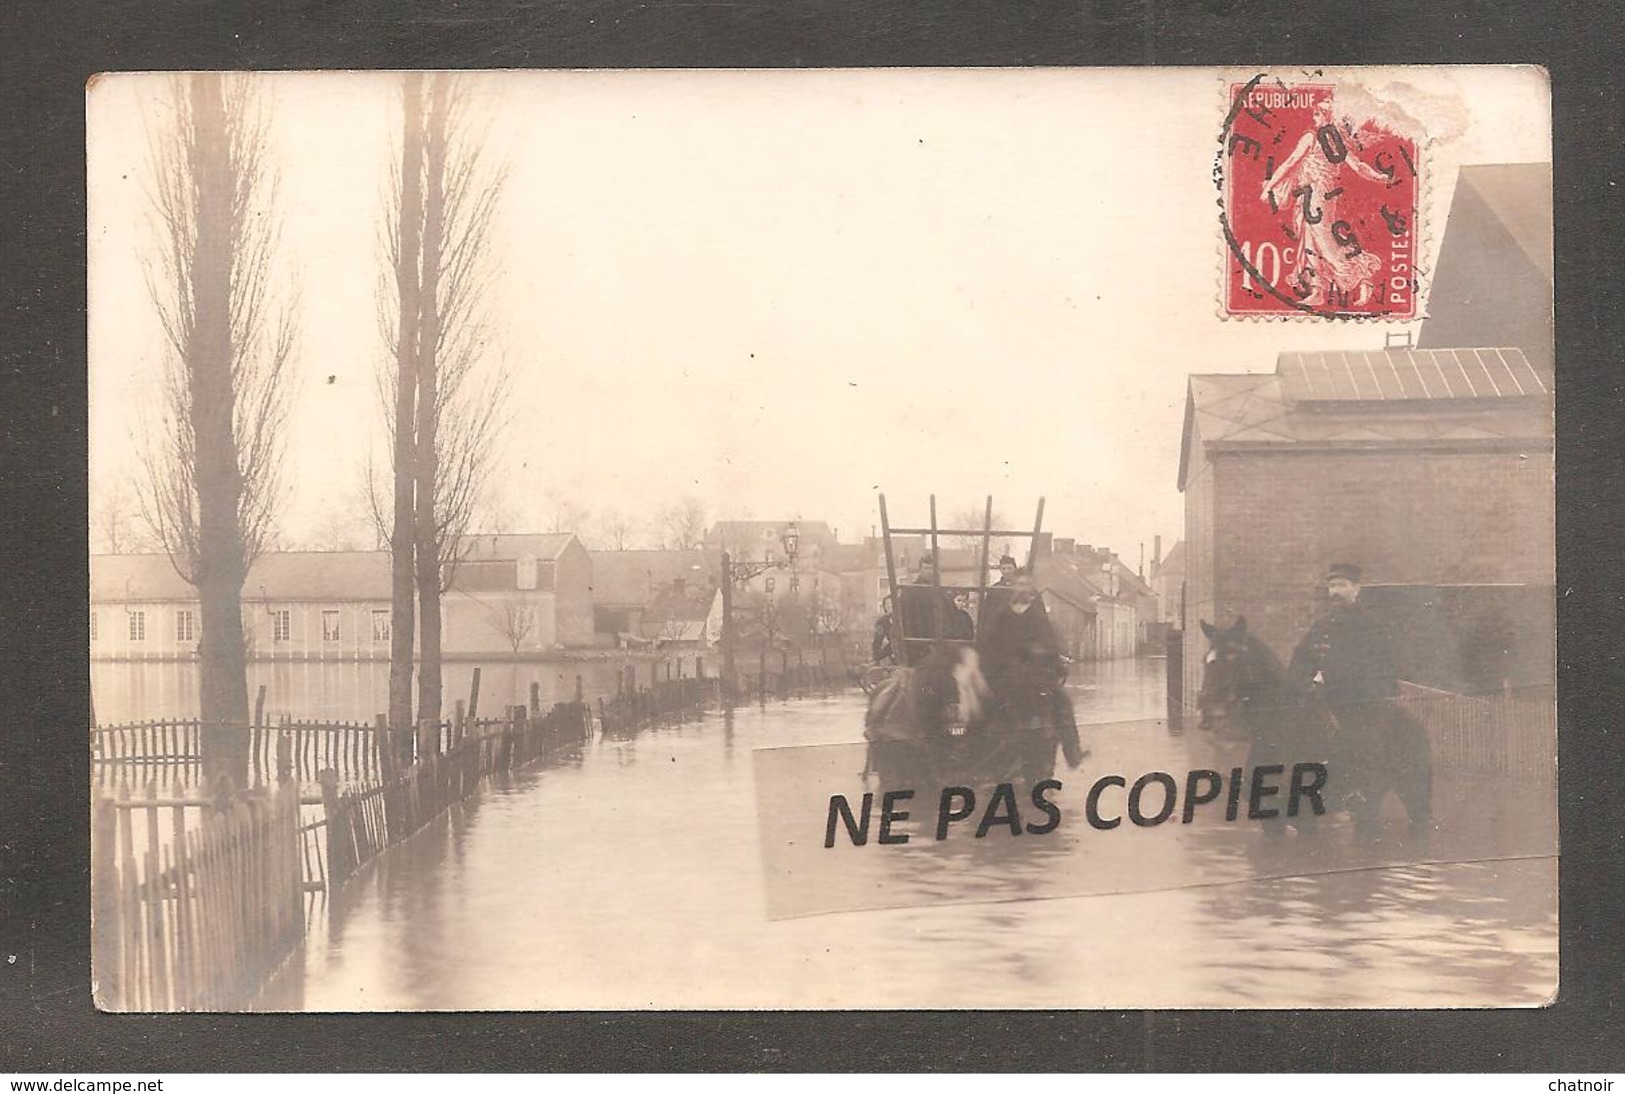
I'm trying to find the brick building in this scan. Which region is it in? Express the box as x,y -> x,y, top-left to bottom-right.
1176,163 -> 1554,705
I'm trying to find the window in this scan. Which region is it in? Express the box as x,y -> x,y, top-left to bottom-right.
273,609 -> 291,642
128,611 -> 146,642
765,548 -> 776,564
90,611 -> 97,642
322,610 -> 341,642
789,574 -> 800,593
765,576 -> 775,593
371,609 -> 390,642
176,609 -> 195,643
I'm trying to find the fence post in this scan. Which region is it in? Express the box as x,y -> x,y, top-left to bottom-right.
375,713 -> 395,781
529,682 -> 541,716
467,668 -> 483,722
275,725 -> 293,784
91,795 -> 122,1011
454,699 -> 467,748
575,674 -> 584,703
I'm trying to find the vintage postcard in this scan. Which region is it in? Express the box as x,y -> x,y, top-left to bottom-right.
87,66 -> 1555,1010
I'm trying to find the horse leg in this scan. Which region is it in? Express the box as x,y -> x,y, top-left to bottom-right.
1389,708 -> 1434,834
1246,734 -> 1292,837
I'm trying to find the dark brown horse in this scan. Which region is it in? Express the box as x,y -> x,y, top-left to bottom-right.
1197,617 -> 1431,839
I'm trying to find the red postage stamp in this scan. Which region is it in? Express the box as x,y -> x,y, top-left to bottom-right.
1219,76 -> 1421,319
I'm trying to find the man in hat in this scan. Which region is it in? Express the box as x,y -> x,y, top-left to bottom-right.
1290,563 -> 1428,837
1289,563 -> 1398,707
896,551 -> 973,655
984,554 -> 1021,616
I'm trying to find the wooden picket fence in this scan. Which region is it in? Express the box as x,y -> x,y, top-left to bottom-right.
1401,683 -> 1557,790
92,781 -> 304,1012
595,652 -> 854,736
318,701 -> 591,891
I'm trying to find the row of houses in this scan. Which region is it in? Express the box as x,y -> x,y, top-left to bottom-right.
91,521 -> 1163,664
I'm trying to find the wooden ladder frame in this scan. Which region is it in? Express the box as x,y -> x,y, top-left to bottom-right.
878,493 -> 1045,667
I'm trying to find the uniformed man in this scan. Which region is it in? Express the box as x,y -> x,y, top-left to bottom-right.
1289,562 -> 1426,838
1289,563 -> 1399,706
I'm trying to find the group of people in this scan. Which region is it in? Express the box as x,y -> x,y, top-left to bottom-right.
870,552 -> 1085,771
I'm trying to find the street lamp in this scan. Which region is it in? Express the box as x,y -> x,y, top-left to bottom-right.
719,521 -> 802,694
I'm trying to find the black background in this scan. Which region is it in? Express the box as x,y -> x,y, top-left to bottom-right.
2,0 -> 1621,1072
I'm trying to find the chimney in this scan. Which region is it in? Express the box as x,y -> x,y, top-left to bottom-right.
1154,534 -> 1163,567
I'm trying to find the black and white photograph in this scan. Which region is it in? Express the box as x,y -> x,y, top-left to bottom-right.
86,66 -> 1555,1011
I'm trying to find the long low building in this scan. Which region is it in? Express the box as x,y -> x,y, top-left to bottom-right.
90,533 -> 594,661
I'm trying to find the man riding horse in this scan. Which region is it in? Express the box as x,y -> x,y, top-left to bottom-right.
1289,562 -> 1431,839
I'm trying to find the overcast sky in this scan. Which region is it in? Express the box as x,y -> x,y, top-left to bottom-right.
88,66 -> 1550,561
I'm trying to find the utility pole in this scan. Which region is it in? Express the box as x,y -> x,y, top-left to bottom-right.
720,550 -> 736,689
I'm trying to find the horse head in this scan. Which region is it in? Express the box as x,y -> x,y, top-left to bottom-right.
1196,616 -> 1278,734
864,642 -> 988,741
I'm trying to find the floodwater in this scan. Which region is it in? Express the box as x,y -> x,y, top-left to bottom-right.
266,658 -> 1557,1010
92,654 -> 706,726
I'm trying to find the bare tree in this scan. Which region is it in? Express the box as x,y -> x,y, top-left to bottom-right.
484,597 -> 535,655
659,495 -> 707,551
948,502 -> 1008,559
376,72 -> 510,732
137,73 -> 295,785
595,508 -> 639,550
302,493 -> 372,551
541,491 -> 591,535
91,476 -> 156,554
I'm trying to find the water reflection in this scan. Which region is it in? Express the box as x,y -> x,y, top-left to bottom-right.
92,654 -> 706,725
266,658 -> 1555,1010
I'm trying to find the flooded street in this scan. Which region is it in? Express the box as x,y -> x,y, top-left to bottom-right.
270,659 -> 1556,1009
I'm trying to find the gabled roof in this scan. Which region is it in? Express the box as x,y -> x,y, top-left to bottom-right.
1157,539 -> 1186,576
1032,553 -> 1102,616
1457,163 -> 1553,286
588,549 -> 708,606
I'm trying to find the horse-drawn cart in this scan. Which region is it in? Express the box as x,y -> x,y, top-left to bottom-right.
860,494 -> 1079,788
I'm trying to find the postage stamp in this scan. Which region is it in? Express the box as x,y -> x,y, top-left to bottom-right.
1219,75 -> 1421,319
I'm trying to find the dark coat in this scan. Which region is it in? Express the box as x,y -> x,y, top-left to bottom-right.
976,598 -> 1063,722
1289,599 -> 1400,706
897,581 -> 973,648
871,614 -> 895,663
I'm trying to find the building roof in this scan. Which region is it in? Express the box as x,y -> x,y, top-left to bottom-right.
1179,349 -> 1553,491
588,549 -> 709,606
1415,163 -> 1553,368
1156,539 -> 1186,577
1456,163 -> 1553,286
1032,553 -> 1102,616
458,533 -> 577,562
1279,348 -> 1551,402
90,554 -> 198,603
91,551 -> 394,603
